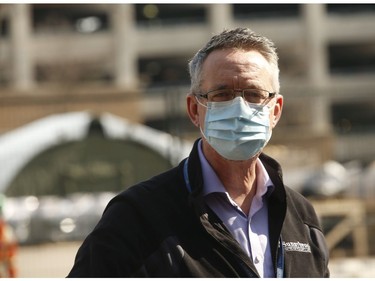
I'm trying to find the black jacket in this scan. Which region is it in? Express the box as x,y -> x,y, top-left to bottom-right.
68,139 -> 330,277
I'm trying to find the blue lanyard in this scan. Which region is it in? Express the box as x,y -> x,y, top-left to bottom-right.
183,158 -> 284,278
276,237 -> 284,278
183,158 -> 192,193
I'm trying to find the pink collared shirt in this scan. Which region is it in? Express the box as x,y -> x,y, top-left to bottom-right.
197,141 -> 275,277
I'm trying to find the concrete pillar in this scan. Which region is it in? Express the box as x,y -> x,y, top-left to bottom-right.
302,4 -> 331,134
302,4 -> 328,86
10,4 -> 34,90
208,4 -> 233,34
111,4 -> 138,90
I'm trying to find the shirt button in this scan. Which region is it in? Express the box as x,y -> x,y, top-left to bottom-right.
254,255 -> 264,264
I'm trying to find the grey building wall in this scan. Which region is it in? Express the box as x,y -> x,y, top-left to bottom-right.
0,4 -> 374,164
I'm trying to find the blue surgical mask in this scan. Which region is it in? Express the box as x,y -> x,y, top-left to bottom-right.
201,97 -> 272,161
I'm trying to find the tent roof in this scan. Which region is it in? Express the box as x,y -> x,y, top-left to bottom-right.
0,111 -> 192,193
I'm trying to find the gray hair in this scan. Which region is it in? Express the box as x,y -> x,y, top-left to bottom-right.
188,27 -> 280,94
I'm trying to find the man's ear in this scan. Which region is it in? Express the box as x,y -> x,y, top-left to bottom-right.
186,94 -> 200,127
271,94 -> 283,128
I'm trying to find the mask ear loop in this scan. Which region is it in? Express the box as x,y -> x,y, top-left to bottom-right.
193,95 -> 209,141
199,125 -> 209,142
194,95 -> 208,108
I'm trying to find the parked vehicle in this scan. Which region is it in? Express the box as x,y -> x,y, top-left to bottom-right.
3,192 -> 115,245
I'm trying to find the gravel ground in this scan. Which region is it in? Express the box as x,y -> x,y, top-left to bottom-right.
13,241 -> 375,278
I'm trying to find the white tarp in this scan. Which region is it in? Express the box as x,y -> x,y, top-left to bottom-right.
0,111 -> 192,193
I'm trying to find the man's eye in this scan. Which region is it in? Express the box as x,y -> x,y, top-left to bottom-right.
215,91 -> 232,98
244,90 -> 263,98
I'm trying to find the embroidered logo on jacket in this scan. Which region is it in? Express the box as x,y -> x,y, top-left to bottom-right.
282,241 -> 311,253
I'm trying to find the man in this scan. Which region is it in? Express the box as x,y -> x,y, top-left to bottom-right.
68,27 -> 329,277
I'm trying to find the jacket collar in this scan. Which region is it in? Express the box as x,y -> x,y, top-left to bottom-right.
185,138 -> 287,275
259,153 -> 287,271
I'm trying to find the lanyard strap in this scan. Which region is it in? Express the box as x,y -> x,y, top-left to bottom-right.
183,157 -> 284,278
183,158 -> 192,193
276,237 -> 284,278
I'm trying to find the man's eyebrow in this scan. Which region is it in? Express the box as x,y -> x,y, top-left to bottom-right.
205,84 -> 230,91
242,82 -> 265,89
208,82 -> 265,91
215,84 -> 230,90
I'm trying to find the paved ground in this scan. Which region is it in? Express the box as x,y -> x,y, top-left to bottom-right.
13,241 -> 375,278
328,256 -> 375,278
15,241 -> 81,278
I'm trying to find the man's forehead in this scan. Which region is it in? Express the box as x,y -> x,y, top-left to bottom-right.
200,50 -> 273,89
202,49 -> 270,73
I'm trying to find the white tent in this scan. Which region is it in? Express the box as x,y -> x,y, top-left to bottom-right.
0,111 -> 192,193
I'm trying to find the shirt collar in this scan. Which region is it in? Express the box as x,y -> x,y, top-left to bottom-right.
197,140 -> 225,196
197,140 -> 274,198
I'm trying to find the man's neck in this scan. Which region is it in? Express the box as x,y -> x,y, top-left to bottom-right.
202,140 -> 258,214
